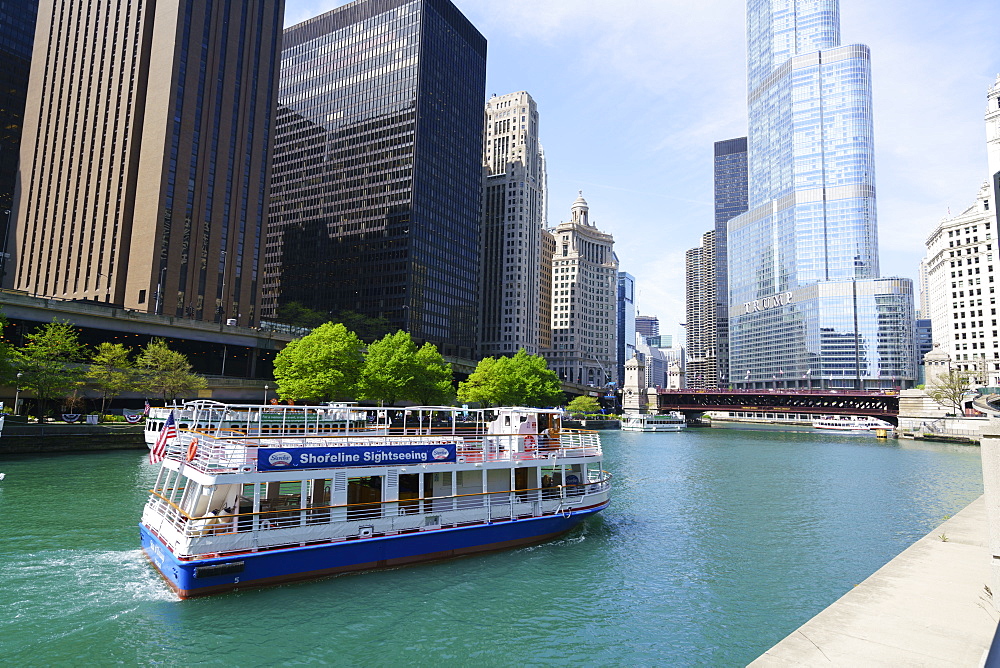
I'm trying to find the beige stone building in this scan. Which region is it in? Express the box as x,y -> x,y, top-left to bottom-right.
11,0 -> 282,326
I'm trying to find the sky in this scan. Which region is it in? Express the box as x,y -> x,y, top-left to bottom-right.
284,0 -> 1000,344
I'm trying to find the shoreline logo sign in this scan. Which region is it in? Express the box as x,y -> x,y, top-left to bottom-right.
267,451 -> 294,467
431,447 -> 450,460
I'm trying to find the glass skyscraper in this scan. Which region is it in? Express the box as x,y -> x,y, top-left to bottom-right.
728,0 -> 915,389
0,1 -> 39,282
266,0 -> 486,357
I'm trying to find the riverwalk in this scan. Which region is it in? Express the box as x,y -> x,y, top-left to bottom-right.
752,496 -> 997,666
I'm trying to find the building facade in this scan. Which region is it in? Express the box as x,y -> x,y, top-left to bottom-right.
542,193 -> 617,386
616,271 -> 636,386
635,315 -> 659,339
480,91 -> 545,356
727,0 -> 915,389
685,231 -> 718,388
924,181 -> 999,385
713,136 -> 748,386
12,0 -> 282,326
0,0 -> 39,282
538,228 -> 555,350
265,0 -> 486,356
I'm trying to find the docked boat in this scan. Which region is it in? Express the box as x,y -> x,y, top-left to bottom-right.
813,415 -> 893,431
620,412 -> 686,432
144,400 -> 384,448
140,405 -> 611,598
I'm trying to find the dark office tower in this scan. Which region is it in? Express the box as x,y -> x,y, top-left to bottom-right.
12,0 -> 282,326
266,0 -> 486,357
635,315 -> 659,339
713,137 -> 748,386
0,0 -> 39,280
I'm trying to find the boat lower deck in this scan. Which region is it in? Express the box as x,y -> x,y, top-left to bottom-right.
141,500 -> 608,597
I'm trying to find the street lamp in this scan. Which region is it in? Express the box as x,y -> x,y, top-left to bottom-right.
264,384 -> 269,405
14,371 -> 22,415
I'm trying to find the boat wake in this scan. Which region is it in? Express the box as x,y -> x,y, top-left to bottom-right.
2,547 -> 177,626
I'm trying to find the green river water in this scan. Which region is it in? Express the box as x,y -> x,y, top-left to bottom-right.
0,427 -> 985,666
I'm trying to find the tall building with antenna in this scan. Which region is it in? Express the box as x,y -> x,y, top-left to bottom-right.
727,0 -> 915,389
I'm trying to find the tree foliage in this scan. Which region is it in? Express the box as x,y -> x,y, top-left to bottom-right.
136,338 -> 207,402
274,302 -> 329,330
566,395 -> 601,416
273,322 -> 364,402
457,349 -> 563,408
13,319 -> 88,421
410,342 -> 455,405
927,369 -> 972,414
356,332 -> 454,406
356,331 -> 419,406
89,342 -> 138,418
273,304 -> 390,343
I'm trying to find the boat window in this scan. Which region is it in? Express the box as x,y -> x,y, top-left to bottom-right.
541,466 -> 562,499
398,474 -> 420,514
347,476 -> 382,520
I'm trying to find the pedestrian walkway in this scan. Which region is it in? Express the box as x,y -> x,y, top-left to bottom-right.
752,496 -> 998,667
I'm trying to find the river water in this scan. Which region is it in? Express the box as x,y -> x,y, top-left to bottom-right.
0,428 -> 984,666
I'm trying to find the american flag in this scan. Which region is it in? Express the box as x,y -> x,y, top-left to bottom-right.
143,400 -> 150,415
149,411 -> 177,465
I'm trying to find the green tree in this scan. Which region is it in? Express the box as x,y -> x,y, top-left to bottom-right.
89,342 -> 138,419
12,319 -> 88,422
356,331 -> 420,406
274,302 -> 329,329
928,369 -> 972,414
566,395 -> 601,416
409,342 -> 455,405
136,338 -> 207,402
357,333 -> 453,406
273,322 -> 364,402
457,349 -> 563,408
335,310 -> 391,343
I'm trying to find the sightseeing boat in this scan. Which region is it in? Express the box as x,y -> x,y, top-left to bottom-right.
144,400 -> 384,448
812,415 -> 894,431
139,405 -> 612,598
620,412 -> 686,432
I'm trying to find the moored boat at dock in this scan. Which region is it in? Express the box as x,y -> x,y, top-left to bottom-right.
140,405 -> 611,598
813,415 -> 893,431
620,412 -> 686,432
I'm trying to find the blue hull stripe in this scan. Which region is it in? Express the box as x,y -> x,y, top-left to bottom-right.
141,503 -> 608,598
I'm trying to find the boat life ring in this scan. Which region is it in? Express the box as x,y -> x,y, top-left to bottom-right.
524,434 -> 537,452
186,438 -> 199,461
260,519 -> 273,530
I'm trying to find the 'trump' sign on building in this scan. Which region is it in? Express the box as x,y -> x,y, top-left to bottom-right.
258,444 -> 458,471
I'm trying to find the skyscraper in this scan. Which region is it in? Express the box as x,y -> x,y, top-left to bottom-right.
265,0 -> 486,357
12,0 -> 282,326
616,271 -> 636,386
727,0 -> 915,389
0,0 -> 39,281
542,193 -> 617,386
713,137 -> 748,385
635,315 -> 659,339
686,231 -> 717,389
989,75 -> 1000,220
480,91 -> 544,355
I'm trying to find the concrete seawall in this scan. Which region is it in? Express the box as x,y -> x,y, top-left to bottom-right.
0,423 -> 146,454
752,496 -> 997,666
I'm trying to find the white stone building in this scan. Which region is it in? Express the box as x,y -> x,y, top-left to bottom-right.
541,193 -> 618,386
479,91 -> 545,355
923,79 -> 1000,385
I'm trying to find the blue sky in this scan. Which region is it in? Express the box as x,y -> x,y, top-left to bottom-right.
285,0 -> 1000,344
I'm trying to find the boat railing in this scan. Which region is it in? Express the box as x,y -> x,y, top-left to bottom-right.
144,473 -> 613,557
166,429 -> 602,474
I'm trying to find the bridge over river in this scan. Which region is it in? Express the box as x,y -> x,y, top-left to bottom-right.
656,389 -> 900,425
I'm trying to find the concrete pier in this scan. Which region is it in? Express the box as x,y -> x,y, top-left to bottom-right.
752,497 -> 997,666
